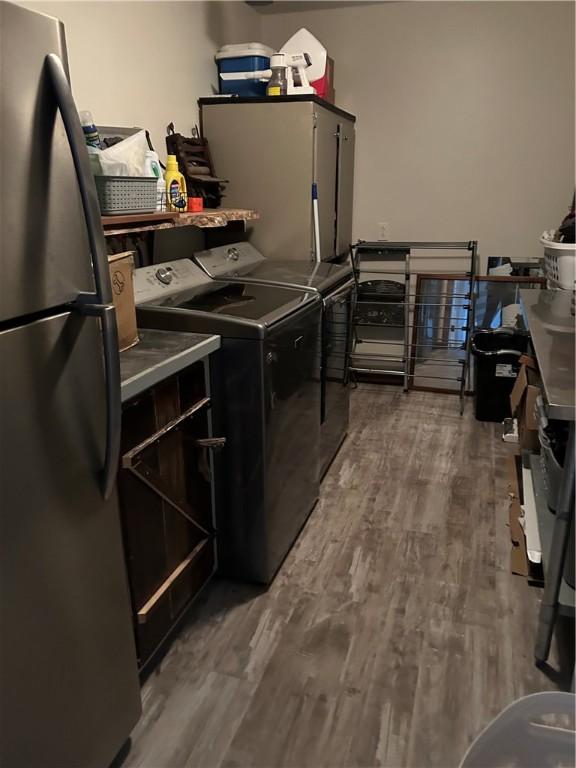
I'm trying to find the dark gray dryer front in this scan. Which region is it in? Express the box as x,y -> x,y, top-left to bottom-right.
193,242 -> 354,477
134,258 -> 322,584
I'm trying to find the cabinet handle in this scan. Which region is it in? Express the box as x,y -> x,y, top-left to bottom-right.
195,437 -> 227,453
335,123 -> 343,254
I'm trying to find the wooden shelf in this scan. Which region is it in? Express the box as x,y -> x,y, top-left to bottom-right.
102,208 -> 259,237
101,212 -> 177,227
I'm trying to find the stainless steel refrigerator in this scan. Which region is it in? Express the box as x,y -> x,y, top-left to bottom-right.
0,3 -> 141,766
199,97 -> 355,263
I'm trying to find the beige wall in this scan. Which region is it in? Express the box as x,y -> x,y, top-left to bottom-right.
18,1 -> 575,265
21,1 -> 262,156
261,1 -> 575,265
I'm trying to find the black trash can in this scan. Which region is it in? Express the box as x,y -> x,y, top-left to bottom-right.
471,329 -> 530,422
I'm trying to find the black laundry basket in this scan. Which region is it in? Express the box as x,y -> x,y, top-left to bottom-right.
471,329 -> 530,422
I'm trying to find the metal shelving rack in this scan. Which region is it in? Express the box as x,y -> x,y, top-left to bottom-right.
350,240 -> 478,414
520,290 -> 575,678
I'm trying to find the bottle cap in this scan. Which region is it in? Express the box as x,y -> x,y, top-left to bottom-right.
271,53 -> 286,68
78,110 -> 94,126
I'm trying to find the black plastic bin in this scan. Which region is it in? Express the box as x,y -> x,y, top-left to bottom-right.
471,329 -> 530,423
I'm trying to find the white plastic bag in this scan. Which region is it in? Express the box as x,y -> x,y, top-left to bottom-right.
95,130 -> 149,176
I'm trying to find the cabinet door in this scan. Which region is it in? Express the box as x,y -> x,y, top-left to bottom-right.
119,364 -> 216,669
313,108 -> 340,261
201,102 -> 314,261
336,118 -> 355,258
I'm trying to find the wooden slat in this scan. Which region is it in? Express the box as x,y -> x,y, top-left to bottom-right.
101,212 -> 177,227
122,397 -> 210,466
125,463 -> 211,537
137,539 -> 209,624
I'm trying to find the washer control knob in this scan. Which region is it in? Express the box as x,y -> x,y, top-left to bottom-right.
156,267 -> 173,285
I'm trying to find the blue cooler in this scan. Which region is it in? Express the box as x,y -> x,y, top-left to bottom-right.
215,43 -> 273,97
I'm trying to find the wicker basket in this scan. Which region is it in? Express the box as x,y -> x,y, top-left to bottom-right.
95,175 -> 157,215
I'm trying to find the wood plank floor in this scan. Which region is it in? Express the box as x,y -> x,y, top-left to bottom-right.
125,385 -> 561,768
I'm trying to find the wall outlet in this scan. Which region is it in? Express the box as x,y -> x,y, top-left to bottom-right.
378,221 -> 390,241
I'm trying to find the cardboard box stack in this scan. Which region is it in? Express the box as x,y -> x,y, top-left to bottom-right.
507,355 -> 543,577
509,355 -> 541,452
507,454 -> 528,577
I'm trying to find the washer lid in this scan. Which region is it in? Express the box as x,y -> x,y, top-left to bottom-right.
235,260 -> 353,293
194,243 -> 352,293
142,279 -> 319,326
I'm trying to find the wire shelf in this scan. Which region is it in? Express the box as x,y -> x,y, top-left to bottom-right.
355,300 -> 470,309
350,239 -> 477,408
354,323 -> 469,331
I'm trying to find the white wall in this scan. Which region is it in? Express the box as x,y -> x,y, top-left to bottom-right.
21,1 -> 262,155
261,1 -> 575,265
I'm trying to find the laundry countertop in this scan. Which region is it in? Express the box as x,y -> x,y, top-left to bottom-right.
120,330 -> 220,402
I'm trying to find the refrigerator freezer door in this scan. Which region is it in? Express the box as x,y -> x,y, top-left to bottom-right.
0,312 -> 141,768
0,3 -> 96,323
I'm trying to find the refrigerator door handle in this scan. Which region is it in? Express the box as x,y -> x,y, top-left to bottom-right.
74,302 -> 121,499
45,53 -> 111,305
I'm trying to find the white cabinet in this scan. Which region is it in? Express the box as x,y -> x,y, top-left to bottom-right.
200,97 -> 356,262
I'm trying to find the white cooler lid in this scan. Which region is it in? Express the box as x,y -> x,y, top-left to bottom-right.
215,43 -> 274,61
220,70 -> 270,81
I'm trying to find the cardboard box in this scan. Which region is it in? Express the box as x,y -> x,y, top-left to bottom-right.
108,252 -> 138,351
509,359 -> 541,452
507,455 -> 528,577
